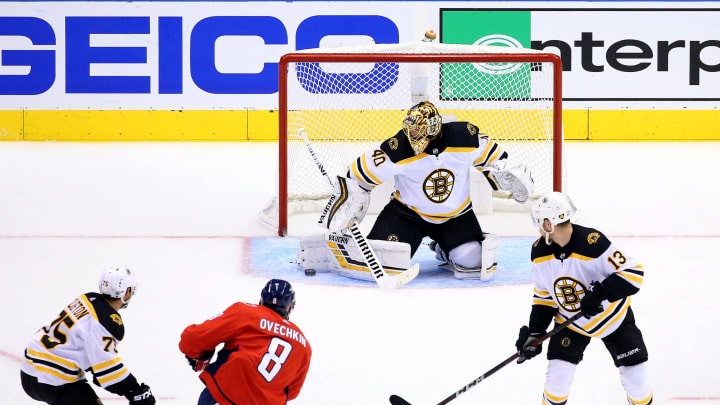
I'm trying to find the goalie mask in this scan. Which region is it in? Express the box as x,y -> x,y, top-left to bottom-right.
402,101 -> 442,155
531,192 -> 577,244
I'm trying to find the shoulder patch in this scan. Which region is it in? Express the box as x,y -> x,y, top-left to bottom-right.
467,123 -> 477,136
571,225 -> 611,258
389,137 -> 399,150
380,131 -> 415,163
587,232 -> 600,244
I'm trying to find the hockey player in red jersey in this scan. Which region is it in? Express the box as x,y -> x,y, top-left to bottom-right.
179,279 -> 312,405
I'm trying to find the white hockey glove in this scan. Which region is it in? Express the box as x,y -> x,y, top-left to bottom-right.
318,176 -> 370,233
486,160 -> 534,203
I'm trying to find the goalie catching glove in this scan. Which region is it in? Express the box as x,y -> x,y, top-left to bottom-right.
318,176 -> 370,233
484,160 -> 534,203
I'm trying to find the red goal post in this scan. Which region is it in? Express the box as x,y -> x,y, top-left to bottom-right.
270,43 -> 563,237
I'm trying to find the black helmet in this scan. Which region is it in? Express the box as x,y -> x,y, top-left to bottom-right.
260,279 -> 296,319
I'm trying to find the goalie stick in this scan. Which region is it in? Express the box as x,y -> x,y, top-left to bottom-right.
389,312 -> 584,405
297,128 -> 420,289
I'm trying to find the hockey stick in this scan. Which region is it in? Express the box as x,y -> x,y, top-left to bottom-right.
297,128 -> 420,289
389,312 -> 584,405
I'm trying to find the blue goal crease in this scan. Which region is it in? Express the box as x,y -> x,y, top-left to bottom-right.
248,236 -> 534,288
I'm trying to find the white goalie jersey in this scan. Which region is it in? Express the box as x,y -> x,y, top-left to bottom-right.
530,225 -> 645,339
22,293 -> 133,389
348,121 -> 507,224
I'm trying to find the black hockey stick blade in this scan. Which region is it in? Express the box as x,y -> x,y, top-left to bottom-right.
389,394 -> 412,405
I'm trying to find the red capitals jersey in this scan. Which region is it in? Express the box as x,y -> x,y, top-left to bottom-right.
179,302 -> 312,405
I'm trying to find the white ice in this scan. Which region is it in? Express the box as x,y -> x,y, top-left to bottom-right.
1,141 -> 719,404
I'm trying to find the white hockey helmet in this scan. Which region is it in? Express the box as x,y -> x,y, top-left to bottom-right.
98,266 -> 138,308
531,192 -> 577,230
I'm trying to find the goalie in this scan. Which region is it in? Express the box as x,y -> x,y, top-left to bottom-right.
298,101 -> 533,281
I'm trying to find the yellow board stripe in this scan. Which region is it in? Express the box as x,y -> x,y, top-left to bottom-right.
3,109 -> 720,141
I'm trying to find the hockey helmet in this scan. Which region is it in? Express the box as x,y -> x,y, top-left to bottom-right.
531,192 -> 577,230
260,279 -> 296,320
402,101 -> 442,155
98,266 -> 138,308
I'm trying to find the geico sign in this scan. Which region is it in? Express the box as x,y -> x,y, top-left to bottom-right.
532,32 -> 720,85
0,15 -> 399,95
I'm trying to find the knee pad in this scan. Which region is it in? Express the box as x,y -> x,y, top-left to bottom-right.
448,241 -> 482,268
543,359 -> 577,404
619,362 -> 653,404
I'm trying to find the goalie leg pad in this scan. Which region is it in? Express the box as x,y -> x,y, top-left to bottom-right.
438,233 -> 499,281
297,233 -> 332,272
298,233 -> 411,281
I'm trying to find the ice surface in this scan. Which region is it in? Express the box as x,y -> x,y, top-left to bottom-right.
1,141 -> 719,404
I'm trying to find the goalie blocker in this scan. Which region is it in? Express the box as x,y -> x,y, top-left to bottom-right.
298,232 -> 412,282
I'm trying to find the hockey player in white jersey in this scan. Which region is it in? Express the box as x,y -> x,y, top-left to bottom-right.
20,266 -> 155,405
515,192 -> 652,405
300,100 -> 533,281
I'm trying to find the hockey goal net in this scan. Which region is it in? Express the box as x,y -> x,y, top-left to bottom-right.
262,43 -> 563,236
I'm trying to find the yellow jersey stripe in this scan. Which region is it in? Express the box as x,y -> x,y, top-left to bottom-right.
27,349 -> 80,371
396,153 -> 429,165
444,147 -> 477,153
30,363 -> 82,382
92,356 -> 122,372
533,299 -> 556,307
617,271 -> 644,284
404,196 -> 471,221
568,252 -> 594,261
80,294 -> 98,321
360,154 -> 382,185
96,367 -> 129,385
473,142 -> 495,166
533,255 -> 555,264
351,161 -> 374,189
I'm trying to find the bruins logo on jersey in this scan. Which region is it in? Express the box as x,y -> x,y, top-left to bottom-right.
110,313 -> 123,326
587,232 -> 600,244
467,123 -> 477,136
423,169 -> 454,203
389,138 -> 399,150
553,277 -> 588,312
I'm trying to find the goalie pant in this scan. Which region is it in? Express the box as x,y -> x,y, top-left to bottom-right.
297,232 -> 411,282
